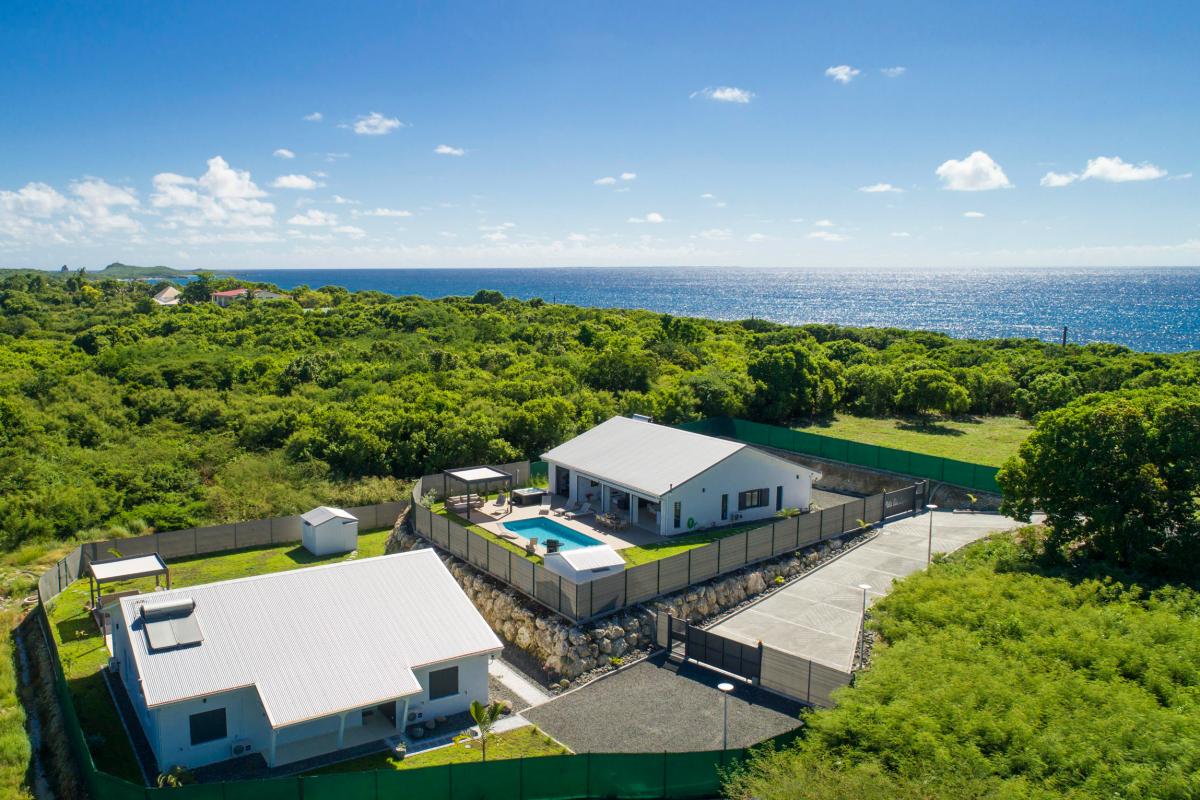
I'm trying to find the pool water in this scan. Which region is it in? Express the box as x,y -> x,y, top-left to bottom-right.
501,517 -> 602,551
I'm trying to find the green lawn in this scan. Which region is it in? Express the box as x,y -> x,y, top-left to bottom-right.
618,521 -> 767,566
430,502 -> 542,564
311,725 -> 569,774
796,414 -> 1032,467
44,529 -> 391,783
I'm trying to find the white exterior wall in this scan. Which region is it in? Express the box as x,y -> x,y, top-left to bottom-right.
113,617 -> 489,770
407,655 -> 490,723
658,449 -> 814,536
302,518 -> 358,556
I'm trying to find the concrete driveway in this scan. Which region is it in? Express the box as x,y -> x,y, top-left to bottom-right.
707,511 -> 1029,671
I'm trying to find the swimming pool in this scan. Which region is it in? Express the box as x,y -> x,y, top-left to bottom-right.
501,517 -> 603,551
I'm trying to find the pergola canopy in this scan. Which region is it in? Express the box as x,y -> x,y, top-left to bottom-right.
87,553 -> 170,609
445,466 -> 511,484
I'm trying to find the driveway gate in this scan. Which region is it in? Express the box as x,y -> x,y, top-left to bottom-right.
666,614 -> 762,683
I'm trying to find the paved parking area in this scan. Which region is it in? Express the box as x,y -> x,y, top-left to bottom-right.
708,511 -> 1028,671
524,653 -> 801,753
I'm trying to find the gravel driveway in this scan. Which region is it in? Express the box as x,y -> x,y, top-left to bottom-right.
525,653 -> 801,753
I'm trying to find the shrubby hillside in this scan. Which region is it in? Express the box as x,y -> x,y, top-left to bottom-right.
1,269 -> 1197,548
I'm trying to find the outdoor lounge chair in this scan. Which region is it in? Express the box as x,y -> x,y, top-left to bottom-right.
566,502 -> 593,520
539,495 -> 552,515
553,500 -> 581,517
494,492 -> 507,507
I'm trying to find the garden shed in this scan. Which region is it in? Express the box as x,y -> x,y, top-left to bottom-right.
300,506 -> 358,556
543,544 -> 626,583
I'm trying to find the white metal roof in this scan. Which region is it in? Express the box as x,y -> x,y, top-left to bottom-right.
548,545 -> 625,571
117,549 -> 502,728
300,506 -> 357,526
542,416 -> 747,498
88,553 -> 168,583
446,466 -> 511,483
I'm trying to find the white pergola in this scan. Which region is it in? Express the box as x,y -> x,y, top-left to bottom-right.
86,553 -> 170,609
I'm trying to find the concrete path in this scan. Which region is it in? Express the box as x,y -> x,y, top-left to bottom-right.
708,511 -> 1030,671
489,656 -> 553,708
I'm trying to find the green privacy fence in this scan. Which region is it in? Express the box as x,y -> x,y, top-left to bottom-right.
677,417 -> 1002,494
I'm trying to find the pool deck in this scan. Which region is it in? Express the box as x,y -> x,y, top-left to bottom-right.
463,497 -> 663,554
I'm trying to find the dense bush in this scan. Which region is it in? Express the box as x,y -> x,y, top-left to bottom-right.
724,533 -> 1200,799
0,269 -> 1196,547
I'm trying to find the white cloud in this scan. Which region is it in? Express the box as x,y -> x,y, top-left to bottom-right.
0,182 -> 68,216
361,208 -> 413,218
434,144 -> 465,156
287,209 -> 337,226
1081,156 -> 1167,183
700,192 -> 715,199
881,66 -> 907,78
482,231 -> 508,242
963,211 -> 986,218
699,228 -> 732,240
628,212 -> 665,224
1168,172 -> 1193,181
813,219 -> 835,227
808,231 -> 850,242
825,65 -> 861,84
566,232 -> 590,242
891,231 -> 912,238
331,195 -> 358,205
350,112 -> 405,136
746,232 -> 767,242
594,176 -> 617,186
148,157 -> 276,234
273,148 -> 295,159
620,172 -> 637,181
858,182 -> 903,193
1040,171 -> 1079,188
691,86 -> 755,103
303,112 -> 323,122
935,150 -> 1012,191
69,178 -> 141,233
271,174 -> 319,190
325,152 -> 350,163
333,225 -> 366,238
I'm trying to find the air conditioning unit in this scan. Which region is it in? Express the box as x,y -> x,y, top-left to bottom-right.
106,657 -> 120,674
231,739 -> 254,757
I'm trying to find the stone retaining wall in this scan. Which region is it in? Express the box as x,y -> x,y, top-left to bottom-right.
387,509 -> 853,683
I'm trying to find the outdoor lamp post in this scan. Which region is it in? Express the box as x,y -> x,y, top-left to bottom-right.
925,504 -> 938,567
857,583 -> 871,667
718,682 -> 734,750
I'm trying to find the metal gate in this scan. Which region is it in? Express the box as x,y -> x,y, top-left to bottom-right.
665,614 -> 762,683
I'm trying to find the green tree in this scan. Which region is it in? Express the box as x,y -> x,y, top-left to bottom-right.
999,389 -> 1200,572
468,701 -> 506,761
893,369 -> 969,417
1014,372 -> 1082,418
747,341 -> 842,422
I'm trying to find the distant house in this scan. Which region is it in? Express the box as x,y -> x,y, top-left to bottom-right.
542,416 -> 821,536
301,506 -> 358,556
252,289 -> 287,300
152,285 -> 181,306
109,549 -> 502,771
543,544 -> 625,583
211,288 -> 248,307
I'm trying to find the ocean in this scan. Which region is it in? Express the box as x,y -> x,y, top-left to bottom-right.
226,266 -> 1200,353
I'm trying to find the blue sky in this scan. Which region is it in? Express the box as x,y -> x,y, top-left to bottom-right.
1,1 -> 1197,269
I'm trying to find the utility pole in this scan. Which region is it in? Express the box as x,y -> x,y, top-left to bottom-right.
1061,325 -> 1068,350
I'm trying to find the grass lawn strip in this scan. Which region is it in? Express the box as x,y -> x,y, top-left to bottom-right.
795,414 -> 1032,467
44,529 -> 391,782
310,725 -> 569,773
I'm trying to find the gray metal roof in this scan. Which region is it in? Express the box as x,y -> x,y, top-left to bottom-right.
117,549 -> 502,728
300,506 -> 357,526
542,416 -> 747,498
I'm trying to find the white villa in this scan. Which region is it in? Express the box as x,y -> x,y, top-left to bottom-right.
109,550 -> 501,771
151,285 -> 180,305
542,416 -> 821,536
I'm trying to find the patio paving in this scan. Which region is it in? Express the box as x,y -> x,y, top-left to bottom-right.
707,510 -> 1033,671
463,497 -> 664,553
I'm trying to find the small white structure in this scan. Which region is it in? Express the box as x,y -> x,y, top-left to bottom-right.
543,416 -> 821,536
301,506 -> 358,556
543,544 -> 625,583
152,285 -> 181,306
109,549 -> 502,771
